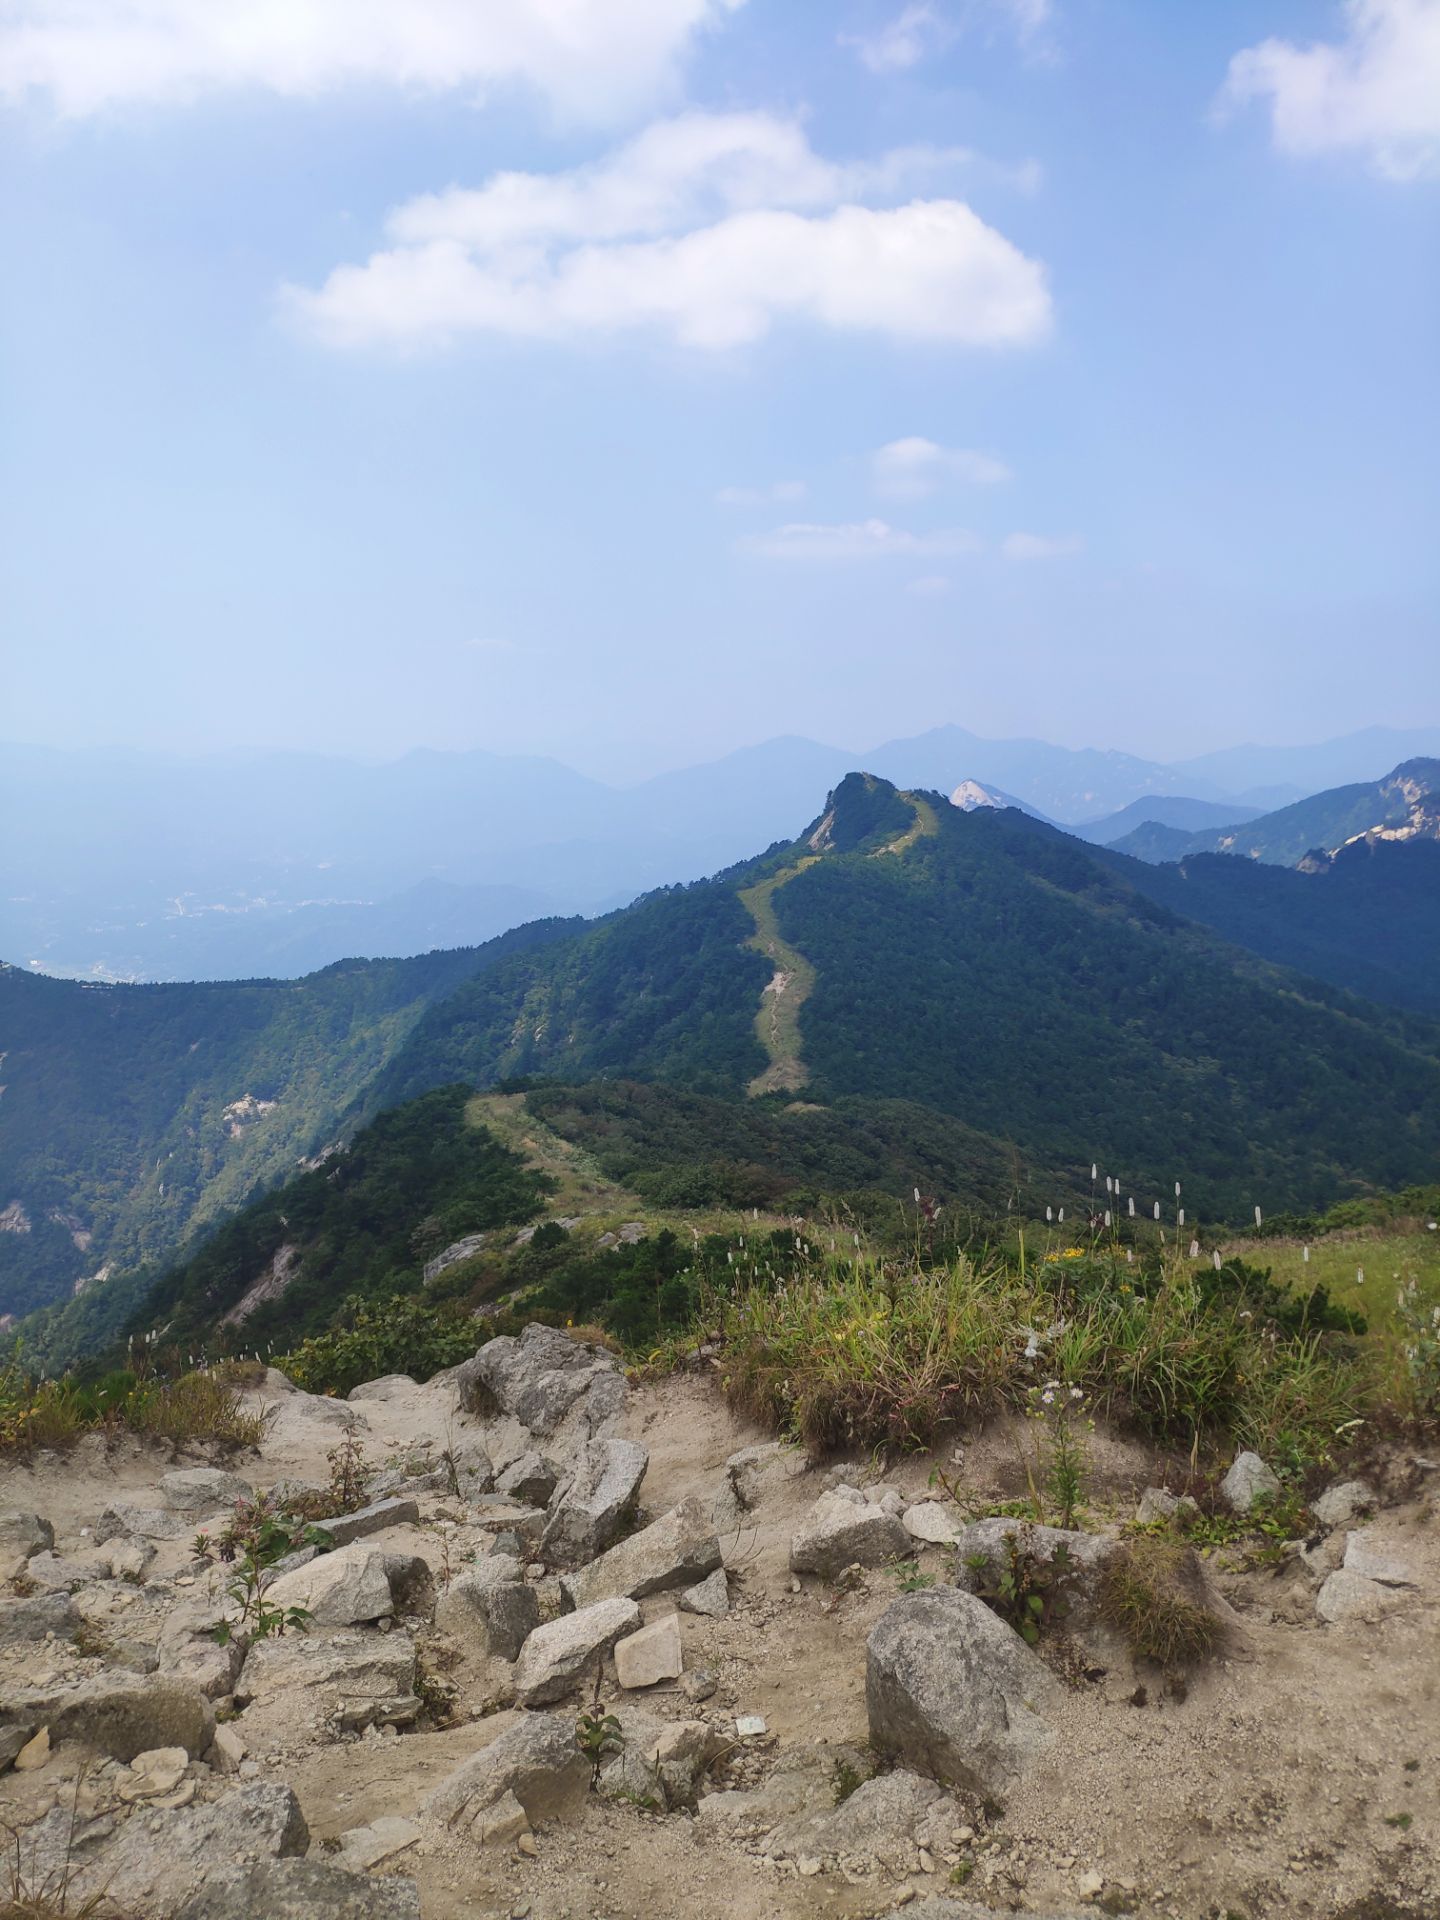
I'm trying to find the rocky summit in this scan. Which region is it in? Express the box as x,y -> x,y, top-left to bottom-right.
1,1325 -> 1436,1919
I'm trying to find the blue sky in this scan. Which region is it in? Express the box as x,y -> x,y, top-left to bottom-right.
2,0 -> 1437,780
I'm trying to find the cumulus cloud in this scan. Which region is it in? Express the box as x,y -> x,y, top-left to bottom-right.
1221,0 -> 1440,181
1001,530 -> 1081,560
872,435 -> 1012,498
285,110 -> 1053,352
746,519 -> 981,560
715,480 -> 807,506
0,0 -> 742,119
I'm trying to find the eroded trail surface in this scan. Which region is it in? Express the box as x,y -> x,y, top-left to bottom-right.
2,1338 -> 1436,1920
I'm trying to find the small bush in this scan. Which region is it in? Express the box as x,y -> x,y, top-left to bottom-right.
274,1294 -> 482,1397
0,1360 -> 265,1457
1099,1534 -> 1224,1668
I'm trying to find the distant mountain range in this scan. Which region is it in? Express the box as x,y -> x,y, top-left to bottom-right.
1110,759 -> 1440,867
6,770 -> 1440,1360
5,724 -> 1438,983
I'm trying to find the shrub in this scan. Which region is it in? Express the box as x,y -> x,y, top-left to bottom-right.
1099,1534 -> 1224,1668
0,1359 -> 265,1457
274,1294 -> 483,1397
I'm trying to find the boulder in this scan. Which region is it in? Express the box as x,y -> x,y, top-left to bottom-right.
789,1491 -> 910,1579
1342,1529 -> 1412,1586
2,1674 -> 215,1762
1312,1480 -> 1376,1529
598,1709 -> 720,1810
0,1592 -> 78,1647
772,1769 -> 948,1872
94,1503 -> 192,1543
423,1711 -> 589,1833
866,1588 -> 1061,1795
560,1497 -> 720,1609
13,1783 -> 306,1913
1316,1568 -> 1399,1624
436,1571 -> 540,1661
322,1497 -> 421,1549
456,1323 -> 624,1438
495,1451 -> 558,1505
237,1627 -> 416,1709
1136,1487 -> 1201,1527
264,1544 -> 398,1626
174,1858 -> 420,1919
540,1438 -> 648,1571
952,1519 -> 1116,1634
445,1437 -> 496,1497
345,1375 -> 418,1403
902,1501 -> 964,1546
160,1469 -> 254,1514
614,1612 -> 683,1689
680,1568 -> 730,1618
335,1814 -> 423,1870
512,1596 -> 640,1706
21,1549 -> 108,1590
0,1509 -> 53,1580
1220,1451 -> 1281,1514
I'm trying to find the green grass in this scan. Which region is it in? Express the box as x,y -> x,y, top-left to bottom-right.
712,1241 -> 1377,1465
0,1360 -> 267,1457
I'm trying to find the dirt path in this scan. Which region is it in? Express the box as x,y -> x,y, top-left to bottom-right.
737,859 -> 820,1097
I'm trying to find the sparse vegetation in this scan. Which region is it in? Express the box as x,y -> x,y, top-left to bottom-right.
0,1357 -> 266,1457
966,1529 -> 1077,1645
1099,1534 -> 1225,1668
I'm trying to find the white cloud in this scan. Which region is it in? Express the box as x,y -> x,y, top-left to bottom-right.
0,0 -> 741,119
1001,530 -> 1081,560
746,519 -> 980,560
1221,0 -> 1440,181
843,3 -> 949,73
872,435 -> 1012,498
715,480 -> 807,506
907,573 -> 952,595
842,1 -> 1053,73
286,110 -> 1053,352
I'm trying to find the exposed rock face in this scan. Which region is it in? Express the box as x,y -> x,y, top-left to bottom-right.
323,1496 -> 421,1548
495,1450 -> 559,1505
902,1501 -> 964,1545
1136,1487 -> 1201,1527
94,1502 -> 191,1543
0,1509 -> 53,1579
0,1592 -> 78,1646
1220,1452 -> 1281,1513
680,1568 -> 730,1617
512,1596 -> 641,1707
614,1612 -> 684,1689
436,1568 -> 540,1660
173,1858 -> 421,1918
457,1324 -> 625,1438
540,1437 -> 649,1571
1311,1480 -> 1376,1529
160,1469 -> 254,1514
237,1628 -> 416,1710
13,1784 -> 307,1912
423,1712 -> 590,1833
789,1490 -> 910,1578
264,1543 -> 405,1627
560,1497 -> 720,1610
866,1588 -> 1061,1794
3,1673 -> 216,1762
423,1234 -> 488,1285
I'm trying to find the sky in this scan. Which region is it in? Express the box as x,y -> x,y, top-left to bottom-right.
2,0 -> 1437,782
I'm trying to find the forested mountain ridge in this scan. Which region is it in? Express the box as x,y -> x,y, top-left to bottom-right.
363,775 -> 1440,1216
0,920 -> 580,1320
7,770 -> 1440,1348
1109,758 -> 1440,867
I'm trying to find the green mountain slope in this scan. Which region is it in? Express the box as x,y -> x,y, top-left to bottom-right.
128,1078 -> 1086,1359
372,775 -> 1440,1217
1097,837 -> 1440,1017
0,921 -> 580,1320
1110,758 -> 1439,866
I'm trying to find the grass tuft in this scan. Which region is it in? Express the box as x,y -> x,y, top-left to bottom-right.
1098,1533 -> 1225,1668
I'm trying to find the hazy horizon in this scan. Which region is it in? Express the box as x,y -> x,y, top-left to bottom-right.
4,1 -> 1437,785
